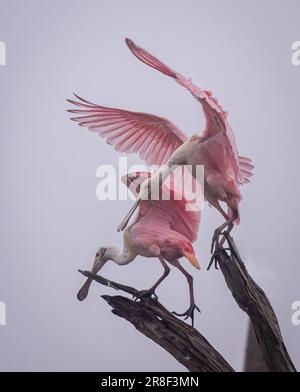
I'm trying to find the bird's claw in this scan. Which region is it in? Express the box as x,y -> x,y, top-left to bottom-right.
210,226 -> 231,256
211,228 -> 223,254
133,289 -> 158,302
208,229 -> 225,270
172,304 -> 201,326
207,250 -> 220,270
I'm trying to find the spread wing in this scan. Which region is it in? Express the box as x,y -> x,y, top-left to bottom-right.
67,94 -> 187,166
122,171 -> 201,243
125,38 -> 254,184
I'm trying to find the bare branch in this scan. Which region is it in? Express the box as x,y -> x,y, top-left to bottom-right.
244,322 -> 268,372
79,232 -> 297,373
79,270 -> 234,372
215,235 -> 296,372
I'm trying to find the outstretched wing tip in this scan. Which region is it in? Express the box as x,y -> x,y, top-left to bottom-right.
125,38 -> 177,78
125,37 -> 133,46
67,94 -> 186,165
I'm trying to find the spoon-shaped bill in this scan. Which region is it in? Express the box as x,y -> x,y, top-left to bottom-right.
77,277 -> 93,301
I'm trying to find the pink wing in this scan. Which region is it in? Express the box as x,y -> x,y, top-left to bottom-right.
126,38 -> 254,184
122,171 -> 201,243
67,94 -> 187,166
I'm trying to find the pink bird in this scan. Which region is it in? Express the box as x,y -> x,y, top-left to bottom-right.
67,38 -> 253,260
78,171 -> 201,324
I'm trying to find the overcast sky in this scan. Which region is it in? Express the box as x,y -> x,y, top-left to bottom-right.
0,0 -> 299,371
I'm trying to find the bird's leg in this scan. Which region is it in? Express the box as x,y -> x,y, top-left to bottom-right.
117,198 -> 142,232
219,223 -> 234,247
208,202 -> 230,256
133,257 -> 170,302
208,221 -> 234,270
208,211 -> 237,270
170,260 -> 200,327
210,219 -> 231,254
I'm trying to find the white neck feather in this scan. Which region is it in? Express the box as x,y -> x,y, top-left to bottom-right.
105,245 -> 136,266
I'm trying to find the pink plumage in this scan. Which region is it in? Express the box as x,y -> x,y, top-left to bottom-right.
77,171 -> 201,324
122,171 -> 201,246
67,94 -> 187,166
125,38 -> 252,187
68,38 -> 254,249
116,38 -> 254,232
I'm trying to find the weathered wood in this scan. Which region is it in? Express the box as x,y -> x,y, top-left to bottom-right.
79,232 -> 297,373
244,322 -> 268,372
214,234 -> 296,372
79,270 -> 234,372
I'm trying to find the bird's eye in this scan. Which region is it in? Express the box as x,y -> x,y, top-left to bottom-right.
96,252 -> 100,257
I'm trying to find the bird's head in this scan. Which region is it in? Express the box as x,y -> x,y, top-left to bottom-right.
77,247 -> 109,301
92,247 -> 109,272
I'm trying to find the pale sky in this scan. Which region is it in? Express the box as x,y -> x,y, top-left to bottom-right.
0,0 -> 299,371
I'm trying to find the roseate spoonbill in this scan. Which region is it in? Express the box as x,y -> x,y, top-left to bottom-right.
67,38 -> 253,255
117,39 -> 254,250
77,171 -> 201,324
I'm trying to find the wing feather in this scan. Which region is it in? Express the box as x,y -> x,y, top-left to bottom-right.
67,95 -> 187,165
126,38 -> 253,184
122,171 -> 201,243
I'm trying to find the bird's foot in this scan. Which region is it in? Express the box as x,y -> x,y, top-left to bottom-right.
208,228 -> 226,270
207,249 -> 221,270
210,227 -> 224,254
172,303 -> 201,326
210,223 -> 232,267
133,288 -> 158,302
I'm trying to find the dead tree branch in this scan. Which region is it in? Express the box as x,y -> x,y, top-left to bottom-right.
214,234 -> 296,372
79,270 -> 234,372
79,232 -> 296,372
244,322 -> 268,372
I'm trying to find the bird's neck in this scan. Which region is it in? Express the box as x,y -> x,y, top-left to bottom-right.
106,245 -> 136,266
